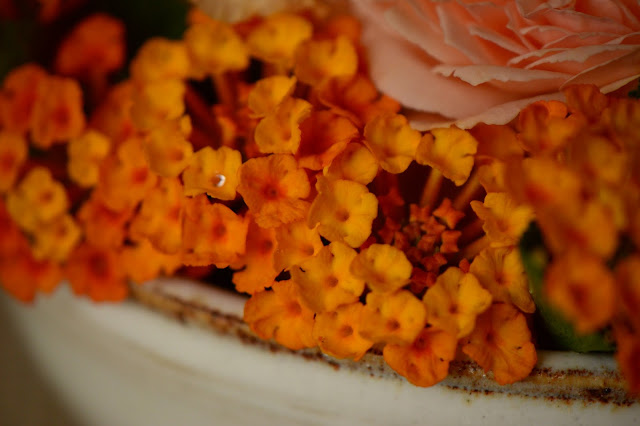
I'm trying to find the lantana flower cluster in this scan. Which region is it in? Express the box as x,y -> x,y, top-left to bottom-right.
0,7 -> 638,391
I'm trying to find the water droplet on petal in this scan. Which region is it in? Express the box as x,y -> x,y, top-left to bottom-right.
214,173 -> 226,187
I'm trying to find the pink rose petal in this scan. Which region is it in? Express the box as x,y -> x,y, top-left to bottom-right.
360,23 -> 520,118
562,47 -> 640,89
433,64 -> 570,94
525,44 -> 639,74
407,91 -> 567,130
385,1 -> 470,64
542,9 -> 632,34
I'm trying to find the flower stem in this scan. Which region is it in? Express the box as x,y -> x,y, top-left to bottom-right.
420,168 -> 443,208
453,172 -> 481,211
460,235 -> 490,259
213,73 -> 235,109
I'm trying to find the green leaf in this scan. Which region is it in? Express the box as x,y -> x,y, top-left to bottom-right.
519,223 -> 615,353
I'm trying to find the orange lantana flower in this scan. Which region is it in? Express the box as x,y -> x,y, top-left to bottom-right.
308,176 -> 378,248
350,244 -> 412,293
244,279 -> 316,350
254,97 -> 312,155
182,146 -> 241,200
6,166 -> 68,232
237,154 -> 310,228
120,239 -> 182,284
232,217 -> 278,295
359,290 -> 427,346
316,74 -> 400,129
296,110 -> 359,170
247,76 -> 297,118
544,250 -> 616,334
462,303 -> 537,385
184,18 -> 249,78
363,113 -> 420,174
470,247 -> 535,313
67,129 -> 111,187
77,194 -> 133,250
0,248 -> 63,302
130,79 -> 186,131
246,13 -> 312,68
0,63 -> 48,134
313,302 -> 373,361
416,127 -> 478,186
129,38 -> 190,83
471,192 -> 534,248
30,214 -> 82,263
291,241 -> 364,312
129,177 -> 184,254
517,100 -> 583,155
30,76 -> 85,149
54,13 -> 125,80
323,142 -> 378,185
95,137 -> 158,212
0,130 -> 28,193
181,195 -> 248,267
423,267 -> 492,339
294,36 -> 358,86
383,327 -> 458,387
273,220 -> 323,272
144,117 -> 193,178
66,243 -> 128,302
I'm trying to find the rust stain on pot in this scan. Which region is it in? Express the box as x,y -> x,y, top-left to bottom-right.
130,284 -> 639,407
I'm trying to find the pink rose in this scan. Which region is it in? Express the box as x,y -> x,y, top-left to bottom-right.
351,0 -> 640,129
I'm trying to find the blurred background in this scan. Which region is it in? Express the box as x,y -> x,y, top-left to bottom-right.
0,294 -> 79,426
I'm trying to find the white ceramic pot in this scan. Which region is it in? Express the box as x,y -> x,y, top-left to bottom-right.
2,278 -> 638,426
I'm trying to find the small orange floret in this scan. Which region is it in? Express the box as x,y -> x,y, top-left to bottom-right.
363,113 -> 420,174
77,193 -> 133,250
120,239 -> 182,284
297,110 -> 358,170
0,130 -> 28,193
423,266 -> 492,338
181,195 -> 248,267
30,76 -> 85,149
184,19 -> 249,77
294,36 -> 358,86
244,279 -> 316,350
0,63 -> 48,134
246,13 -> 313,68
544,250 -> 616,334
66,243 -> 128,302
129,177 -> 184,254
0,243 -> 62,302
67,129 -> 111,187
470,247 -> 534,313
54,13 -> 125,79
291,241 -> 364,312
182,145 -> 241,200
462,303 -> 537,385
471,192 -> 533,248
6,166 -> 68,232
517,100 -> 583,155
233,217 -> 278,295
237,154 -> 310,228
129,38 -> 190,83
273,220 -> 323,272
313,302 -> 373,361
416,127 -> 478,186
359,290 -> 427,345
323,142 -> 378,185
383,327 -> 458,387
350,243 -> 412,293
144,117 -> 193,178
254,97 -> 312,154
308,176 -> 378,248
248,76 -> 297,118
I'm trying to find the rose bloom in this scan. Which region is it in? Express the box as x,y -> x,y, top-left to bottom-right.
351,0 -> 640,129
